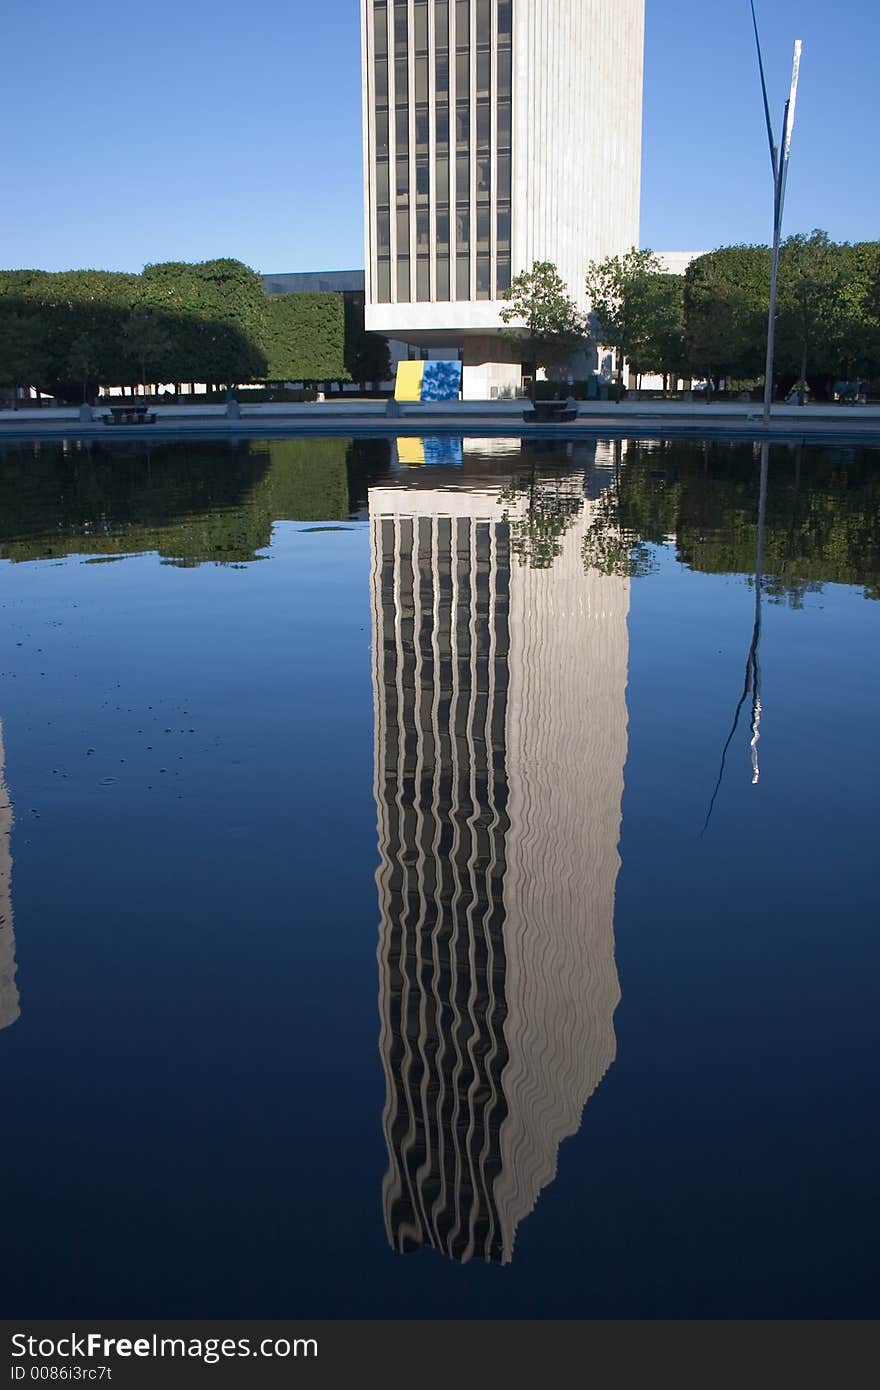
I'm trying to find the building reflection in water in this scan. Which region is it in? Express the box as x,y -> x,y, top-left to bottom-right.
370,446 -> 630,1264
0,721 -> 19,1031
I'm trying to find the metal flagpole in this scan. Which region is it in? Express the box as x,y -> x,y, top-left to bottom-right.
750,3 -> 802,424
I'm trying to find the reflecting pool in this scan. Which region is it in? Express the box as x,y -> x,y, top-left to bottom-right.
1,435 -> 878,1317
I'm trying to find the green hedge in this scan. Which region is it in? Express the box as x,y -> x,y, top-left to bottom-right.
0,261 -> 346,396
263,293 -> 347,383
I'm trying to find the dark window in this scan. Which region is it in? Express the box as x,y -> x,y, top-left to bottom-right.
497,201 -> 511,250
455,0 -> 469,48
376,109 -> 389,157
396,209 -> 410,256
476,47 -> 490,99
435,0 -> 450,95
435,48 -> 449,95
496,258 -> 511,295
415,56 -> 428,103
377,259 -> 391,302
417,259 -> 430,301
436,103 -> 449,151
373,3 -> 388,59
377,210 -> 391,254
395,107 -> 409,154
417,207 -> 430,251
416,108 -> 429,154
476,0 -> 491,47
456,207 -> 470,249
456,154 -> 470,202
436,208 -> 450,251
497,152 -> 511,200
436,258 -> 451,301
374,58 -> 388,106
435,0 -> 449,45
497,100 -> 511,150
477,254 -> 491,299
456,103 -> 470,148
415,156 -> 430,202
394,0 -> 408,57
397,258 -> 411,300
497,26 -> 512,100
413,0 -> 428,53
476,100 -> 491,152
477,204 -> 490,250
435,155 -> 449,203
456,254 -> 470,300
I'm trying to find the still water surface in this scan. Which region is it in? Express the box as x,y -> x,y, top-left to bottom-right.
1,435 -> 878,1317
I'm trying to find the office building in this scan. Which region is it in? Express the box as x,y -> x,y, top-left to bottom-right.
360,1 -> 645,396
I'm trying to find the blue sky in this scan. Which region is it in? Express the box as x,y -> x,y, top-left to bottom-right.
1,0 -> 876,274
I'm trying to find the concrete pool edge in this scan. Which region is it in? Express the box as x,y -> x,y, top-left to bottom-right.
2,401 -> 880,446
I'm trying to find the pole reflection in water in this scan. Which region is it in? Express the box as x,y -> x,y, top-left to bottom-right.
749,442 -> 769,785
703,441 -> 770,831
370,466 -> 629,1264
0,721 -> 19,1031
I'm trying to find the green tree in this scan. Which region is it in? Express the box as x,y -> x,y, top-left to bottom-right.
0,313 -> 50,400
684,246 -> 770,389
140,259 -> 268,385
836,241 -> 880,383
777,231 -> 847,393
863,249 -> 880,383
625,273 -> 688,392
865,249 -> 880,326
500,261 -> 583,401
66,332 -> 100,404
344,296 -> 391,390
118,310 -> 172,392
0,268 -> 142,399
584,247 -> 662,399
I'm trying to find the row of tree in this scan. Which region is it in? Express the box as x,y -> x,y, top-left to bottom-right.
501,232 -> 880,398
0,259 -> 359,401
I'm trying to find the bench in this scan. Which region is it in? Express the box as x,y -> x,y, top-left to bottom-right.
523,399 -> 579,424
103,403 -> 157,426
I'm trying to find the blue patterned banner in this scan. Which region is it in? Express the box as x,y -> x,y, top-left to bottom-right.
420,360 -> 462,402
395,437 -> 464,467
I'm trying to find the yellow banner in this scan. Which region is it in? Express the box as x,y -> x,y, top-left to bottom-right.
396,438 -> 426,466
394,360 -> 425,402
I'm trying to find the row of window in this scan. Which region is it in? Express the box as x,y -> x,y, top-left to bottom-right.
376,100 -> 511,159
374,1 -> 512,61
372,0 -> 513,304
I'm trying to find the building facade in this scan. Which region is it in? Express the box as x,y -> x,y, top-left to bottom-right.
370,455 -> 629,1262
361,0 -> 645,396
